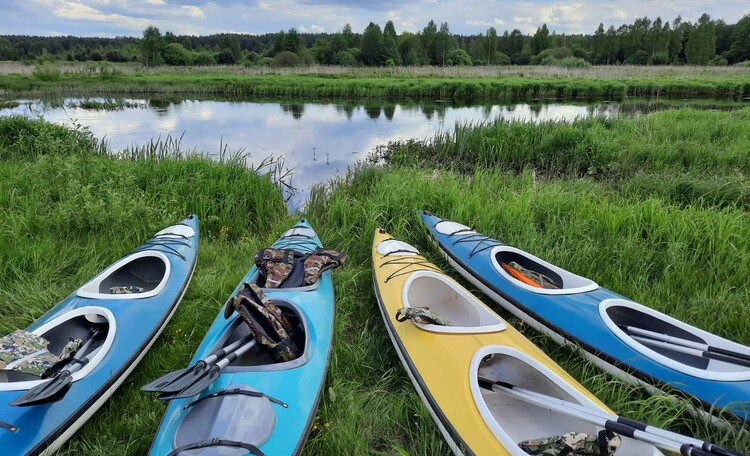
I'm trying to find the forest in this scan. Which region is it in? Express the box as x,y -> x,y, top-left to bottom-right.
0,14 -> 749,68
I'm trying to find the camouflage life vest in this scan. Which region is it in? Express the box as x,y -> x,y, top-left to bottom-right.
502,261 -> 562,289
0,330 -> 82,377
110,285 -> 144,294
224,283 -> 300,362
395,307 -> 453,326
519,431 -> 622,456
255,248 -> 346,289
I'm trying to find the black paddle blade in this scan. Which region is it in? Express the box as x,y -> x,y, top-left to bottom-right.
10,372 -> 73,407
152,365 -> 213,394
141,367 -> 191,393
160,366 -> 221,400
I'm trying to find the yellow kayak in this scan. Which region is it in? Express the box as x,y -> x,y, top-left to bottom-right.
372,229 -> 662,456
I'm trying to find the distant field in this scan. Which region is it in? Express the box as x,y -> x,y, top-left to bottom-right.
1,63 -> 750,100
2,61 -> 750,79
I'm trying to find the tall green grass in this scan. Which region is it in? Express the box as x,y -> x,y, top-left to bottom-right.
379,108 -> 750,191
1,70 -> 750,100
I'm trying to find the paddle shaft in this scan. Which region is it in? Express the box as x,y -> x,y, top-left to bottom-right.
479,379 -> 741,456
197,334 -> 254,369
631,335 -> 750,369
620,326 -> 750,364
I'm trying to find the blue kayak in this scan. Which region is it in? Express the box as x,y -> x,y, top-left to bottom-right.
420,211 -> 750,424
148,219 -> 335,456
0,216 -> 199,455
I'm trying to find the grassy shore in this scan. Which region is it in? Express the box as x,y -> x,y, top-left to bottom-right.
1,64 -> 750,100
1,112 -> 749,455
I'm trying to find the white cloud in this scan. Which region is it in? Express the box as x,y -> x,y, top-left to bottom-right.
310,24 -> 325,32
494,18 -> 505,25
610,9 -> 628,20
466,19 -> 493,27
514,16 -> 533,24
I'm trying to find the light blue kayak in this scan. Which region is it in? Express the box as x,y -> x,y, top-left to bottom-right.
421,211 -> 750,425
148,219 -> 335,456
0,216 -> 199,456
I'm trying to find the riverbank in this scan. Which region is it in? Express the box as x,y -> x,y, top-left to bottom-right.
1,113 -> 748,454
2,65 -> 750,100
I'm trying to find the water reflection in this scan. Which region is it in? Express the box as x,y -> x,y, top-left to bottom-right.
1,96 -> 746,208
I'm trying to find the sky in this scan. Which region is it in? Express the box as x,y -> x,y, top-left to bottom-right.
1,0 -> 749,37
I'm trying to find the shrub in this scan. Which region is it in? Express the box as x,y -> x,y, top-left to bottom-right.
707,55 -> 729,66
31,64 -> 62,81
385,58 -> 395,67
625,50 -> 649,65
216,48 -> 237,65
649,52 -> 670,65
258,57 -> 273,66
570,44 -> 589,60
495,52 -> 511,65
335,50 -> 357,66
540,55 -> 558,66
447,49 -> 472,66
272,51 -> 300,67
192,52 -> 216,66
553,47 -> 574,60
557,57 -> 591,68
161,43 -> 191,66
736,60 -> 750,67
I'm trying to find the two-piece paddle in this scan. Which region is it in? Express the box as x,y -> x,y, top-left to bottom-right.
10,330 -> 101,407
478,378 -> 742,456
142,334 -> 254,393
158,339 -> 257,400
618,325 -> 750,367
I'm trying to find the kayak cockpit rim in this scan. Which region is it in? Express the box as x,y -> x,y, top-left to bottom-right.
470,346 -> 662,456
401,270 -> 506,334
0,306 -> 116,391
77,250 -> 171,300
600,299 -> 750,381
489,246 -> 599,295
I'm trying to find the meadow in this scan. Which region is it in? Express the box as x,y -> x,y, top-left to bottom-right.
1,63 -> 750,100
0,104 -> 749,456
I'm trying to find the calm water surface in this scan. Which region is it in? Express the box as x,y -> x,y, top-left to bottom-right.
2,97 -> 745,207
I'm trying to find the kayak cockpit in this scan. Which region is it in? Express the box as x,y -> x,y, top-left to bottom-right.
0,307 -> 114,391
402,270 -> 506,334
471,346 -> 661,456
601,299 -> 750,381
217,300 -> 308,372
490,246 -> 598,295
77,251 -> 171,299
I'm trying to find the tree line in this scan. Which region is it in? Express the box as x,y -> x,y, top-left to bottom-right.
2,14 -> 749,68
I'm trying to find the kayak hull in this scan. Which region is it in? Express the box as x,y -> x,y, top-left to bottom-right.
149,219 -> 334,456
0,216 -> 199,456
372,229 -> 660,456
420,211 -> 750,424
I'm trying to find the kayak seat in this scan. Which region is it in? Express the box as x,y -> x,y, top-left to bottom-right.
403,270 -> 505,334
77,251 -> 171,299
490,246 -> 598,295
